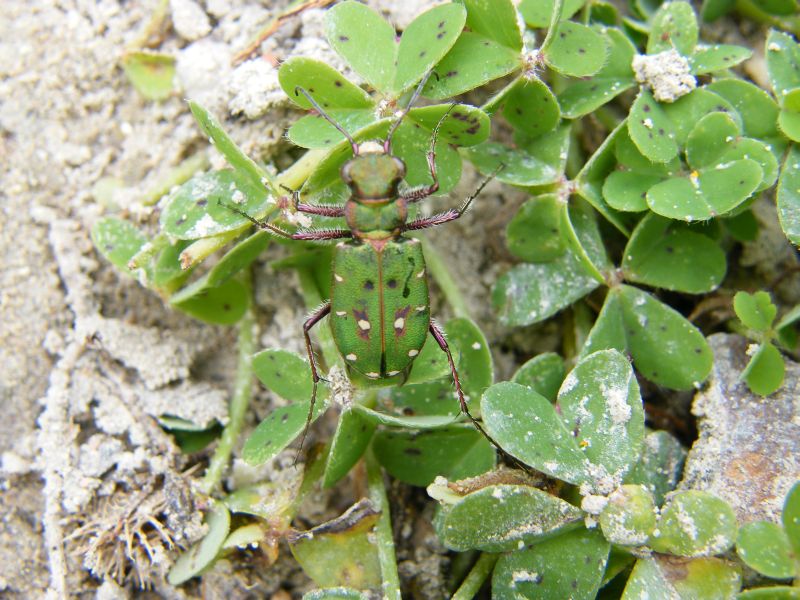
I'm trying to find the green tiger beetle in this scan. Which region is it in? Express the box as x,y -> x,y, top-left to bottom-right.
231,74 -> 497,449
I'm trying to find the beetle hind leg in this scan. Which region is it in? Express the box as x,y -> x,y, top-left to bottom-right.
429,320 -> 533,473
295,301 -> 331,466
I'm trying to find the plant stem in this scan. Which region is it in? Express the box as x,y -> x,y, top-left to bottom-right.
451,553 -> 499,600
560,204 -> 608,286
421,237 -> 473,320
142,151 -> 209,206
366,448 -> 402,600
202,281 -> 256,493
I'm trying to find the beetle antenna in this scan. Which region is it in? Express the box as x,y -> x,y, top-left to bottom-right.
384,71 -> 434,153
294,86 -> 360,155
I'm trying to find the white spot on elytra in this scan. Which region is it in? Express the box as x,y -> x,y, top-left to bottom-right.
366,371 -> 380,378
408,349 -> 419,357
394,317 -> 405,330
387,370 -> 400,376
358,319 -> 371,330
471,342 -> 481,350
415,305 -> 426,312
416,269 -> 425,278
334,274 -> 344,282
336,311 -> 346,317
346,353 -> 357,361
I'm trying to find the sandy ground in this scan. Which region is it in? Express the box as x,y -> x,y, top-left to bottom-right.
3,0 -> 799,597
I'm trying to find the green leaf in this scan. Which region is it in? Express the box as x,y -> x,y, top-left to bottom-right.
288,109 -> 377,149
617,285 -> 713,390
170,276 -> 249,325
647,1 -> 698,56
242,400 -> 327,466
445,317 -> 493,400
423,32 -> 520,99
518,0 -> 585,27
121,51 -> 175,100
783,480 -> 800,558
661,88 -> 740,148
279,57 -> 374,110
734,291 -> 777,332
352,404 -> 458,429
622,214 -> 726,293
742,342 -> 785,396
767,30 -> 800,105
492,528 -> 609,599
506,194 -> 566,262
778,146 -> 800,244
433,484 -> 584,551
599,484 -> 658,545
558,28 -> 636,119
160,170 -> 268,240
325,1 -> 396,92
405,331 -> 455,385
323,407 -> 376,487
616,124 -> 680,175
778,102 -> 800,142
290,500 -> 381,589
502,78 -> 561,138
511,353 -> 565,402
603,171 -> 662,212
574,122 -> 632,234
701,0 -> 735,21
720,137 -> 779,192
558,350 -> 644,478
168,231 -> 270,323
91,217 -> 148,277
480,125 -> 570,187
462,0 -> 522,51
707,79 -> 781,140
167,230 -> 269,309
224,480 -> 297,520
622,556 -> 741,600
685,112 -> 740,170
394,3 -> 467,92
408,103 -> 491,146
646,159 -> 762,221
373,426 -> 494,487
544,21 -> 608,77
736,521 -> 796,579
625,430 -> 687,506
167,503 -> 230,584
481,382 -> 593,484
492,204 -> 607,326
649,490 -> 738,556
253,349 -> 313,403
628,89 -> 679,163
690,44 -> 752,74
188,101 -> 273,193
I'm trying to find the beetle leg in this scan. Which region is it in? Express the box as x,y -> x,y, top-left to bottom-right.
219,201 -> 351,241
400,103 -> 460,204
429,321 -> 482,427
296,301 -> 331,465
280,184 -> 345,217
403,167 -> 497,231
430,320 -> 531,471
